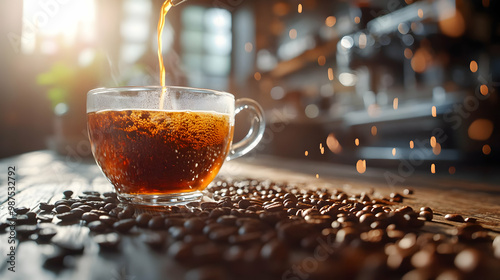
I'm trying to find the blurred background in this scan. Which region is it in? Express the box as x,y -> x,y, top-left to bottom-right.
0,0 -> 498,178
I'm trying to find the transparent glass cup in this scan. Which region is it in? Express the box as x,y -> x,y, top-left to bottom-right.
87,86 -> 265,205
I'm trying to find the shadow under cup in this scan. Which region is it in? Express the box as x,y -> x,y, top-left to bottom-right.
87,86 -> 265,205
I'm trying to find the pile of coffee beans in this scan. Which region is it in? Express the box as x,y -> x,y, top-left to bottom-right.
3,178 -> 499,280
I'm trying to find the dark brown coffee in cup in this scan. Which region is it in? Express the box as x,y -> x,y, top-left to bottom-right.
88,109 -> 233,195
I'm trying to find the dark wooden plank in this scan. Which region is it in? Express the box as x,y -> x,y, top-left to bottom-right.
1,150 -> 499,280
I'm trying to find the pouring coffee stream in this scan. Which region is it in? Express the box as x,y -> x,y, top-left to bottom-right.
157,0 -> 188,110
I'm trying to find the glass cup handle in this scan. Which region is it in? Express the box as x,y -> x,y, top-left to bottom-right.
227,98 -> 265,161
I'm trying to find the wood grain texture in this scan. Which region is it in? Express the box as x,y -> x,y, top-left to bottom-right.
0,150 -> 499,280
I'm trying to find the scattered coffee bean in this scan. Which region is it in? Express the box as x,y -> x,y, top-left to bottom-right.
37,227 -> 58,242
113,219 -> 136,233
148,216 -> 165,230
445,214 -> 465,223
104,203 -> 117,211
464,217 -> 477,223
141,232 -> 166,249
136,213 -> 152,228
168,241 -> 193,261
56,212 -> 78,223
260,239 -> 288,260
184,218 -> 205,233
7,177 -> 499,279
209,227 -> 238,242
55,205 -> 71,214
99,215 -> 118,226
390,193 -> 404,202
79,205 -> 93,212
102,192 -> 117,199
419,211 -> 433,221
63,190 -> 73,198
88,221 -> 108,233
39,203 -> 55,212
37,214 -> 54,223
14,207 -> 30,215
81,212 -> 99,223
94,233 -> 121,250
16,225 -> 38,237
200,202 -> 218,210
54,200 -> 70,207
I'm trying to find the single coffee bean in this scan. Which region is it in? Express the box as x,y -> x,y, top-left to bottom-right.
192,242 -> 224,262
54,200 -> 70,207
184,234 -> 210,245
55,205 -> 71,214
81,212 -> 99,223
103,191 -> 118,199
395,206 -> 413,214
201,202 -> 218,210
70,208 -> 85,219
103,203 -> 117,211
99,215 -> 118,226
184,218 -> 205,233
108,208 -> 121,218
16,225 -> 38,237
167,241 -> 193,261
88,221 -> 108,233
420,207 -> 433,214
164,217 -> 186,229
390,193 -> 404,202
90,210 -> 108,216
186,201 -> 201,208
464,217 -> 477,223
445,214 -> 464,223
116,210 -> 132,220
359,213 -> 376,225
14,207 -> 30,215
360,194 -> 371,202
148,216 -> 164,230
70,202 -> 84,209
419,211 -> 433,221
209,227 -> 238,242
37,214 -> 54,223
264,202 -> 284,212
277,222 -> 310,244
26,212 -> 37,223
56,212 -> 78,223
216,215 -> 238,226
94,233 -> 121,250
260,240 -> 289,260
78,205 -> 93,212
42,246 -> 68,268
455,223 -> 486,242
136,214 -> 153,228
63,190 -> 73,197
37,227 -> 57,242
140,232 -> 166,249
39,203 -> 55,212
104,197 -> 118,204
238,199 -> 252,209
113,219 -> 136,233
169,226 -> 188,240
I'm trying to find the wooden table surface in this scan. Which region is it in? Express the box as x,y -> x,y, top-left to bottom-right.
0,150 -> 499,280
